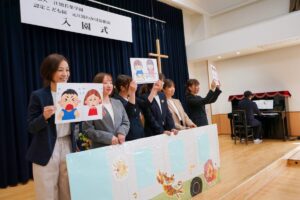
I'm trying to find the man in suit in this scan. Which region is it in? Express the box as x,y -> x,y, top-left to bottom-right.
238,91 -> 263,144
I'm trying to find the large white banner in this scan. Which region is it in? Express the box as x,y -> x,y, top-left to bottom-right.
20,0 -> 132,42
67,125 -> 221,200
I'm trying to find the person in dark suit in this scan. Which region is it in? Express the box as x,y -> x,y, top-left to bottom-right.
139,74 -> 178,137
27,53 -> 76,200
114,74 -> 145,140
186,79 -> 222,127
238,90 -> 263,144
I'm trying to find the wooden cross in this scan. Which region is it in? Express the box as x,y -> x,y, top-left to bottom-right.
148,39 -> 169,73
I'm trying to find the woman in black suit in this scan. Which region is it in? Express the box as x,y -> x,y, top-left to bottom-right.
114,74 -> 145,140
139,74 -> 177,137
27,53 -> 76,200
185,79 -> 222,127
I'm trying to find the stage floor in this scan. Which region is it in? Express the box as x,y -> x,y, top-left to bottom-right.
0,135 -> 299,200
193,135 -> 300,200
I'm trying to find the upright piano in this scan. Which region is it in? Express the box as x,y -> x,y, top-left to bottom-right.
228,91 -> 291,140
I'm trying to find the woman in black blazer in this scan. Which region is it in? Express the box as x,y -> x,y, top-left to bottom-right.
114,74 -> 145,140
139,74 -> 177,137
27,54 -> 76,200
185,79 -> 222,127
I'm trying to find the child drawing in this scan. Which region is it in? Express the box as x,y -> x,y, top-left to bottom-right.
84,89 -> 102,116
57,89 -> 80,120
134,60 -> 144,80
146,59 -> 155,79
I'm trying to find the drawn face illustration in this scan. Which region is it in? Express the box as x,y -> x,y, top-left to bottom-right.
135,64 -> 142,70
85,94 -> 101,107
147,63 -> 154,71
59,93 -> 80,111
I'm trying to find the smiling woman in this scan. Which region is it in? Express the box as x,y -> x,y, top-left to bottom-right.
26,53 -> 76,200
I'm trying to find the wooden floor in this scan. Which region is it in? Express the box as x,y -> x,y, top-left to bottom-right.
0,136 -> 299,200
193,136 -> 300,200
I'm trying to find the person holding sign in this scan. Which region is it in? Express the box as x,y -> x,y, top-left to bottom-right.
139,74 -> 178,136
27,54 -> 76,200
163,79 -> 197,130
114,75 -> 145,140
186,79 -> 222,127
82,73 -> 130,148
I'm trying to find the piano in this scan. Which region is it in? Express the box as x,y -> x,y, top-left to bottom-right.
228,91 -> 291,140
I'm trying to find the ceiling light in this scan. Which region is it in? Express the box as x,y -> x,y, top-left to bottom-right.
236,51 -> 240,55
217,56 -> 222,59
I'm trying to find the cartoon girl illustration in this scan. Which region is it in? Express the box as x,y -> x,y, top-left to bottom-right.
84,89 -> 102,116
146,59 -> 155,79
134,60 -> 144,80
58,89 -> 80,120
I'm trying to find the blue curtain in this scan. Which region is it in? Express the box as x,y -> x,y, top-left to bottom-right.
0,0 -> 189,187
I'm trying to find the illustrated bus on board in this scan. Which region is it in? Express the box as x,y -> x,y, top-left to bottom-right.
67,124 -> 221,200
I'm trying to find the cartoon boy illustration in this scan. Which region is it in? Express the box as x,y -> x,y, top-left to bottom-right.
134,60 -> 144,80
146,59 -> 155,79
58,89 -> 80,121
84,89 -> 102,116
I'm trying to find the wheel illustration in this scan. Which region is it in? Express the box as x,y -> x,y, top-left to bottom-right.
190,177 -> 203,197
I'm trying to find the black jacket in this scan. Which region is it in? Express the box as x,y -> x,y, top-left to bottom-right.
26,86 -> 76,166
141,92 -> 175,137
113,94 -> 145,140
238,98 -> 261,125
186,88 -> 222,127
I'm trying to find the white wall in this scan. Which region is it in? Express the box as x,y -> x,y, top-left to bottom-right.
183,11 -> 205,45
208,45 -> 300,115
183,0 -> 290,45
210,0 -> 289,36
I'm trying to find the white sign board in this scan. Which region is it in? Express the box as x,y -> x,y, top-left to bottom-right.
67,125 -> 221,200
55,83 -> 103,124
130,58 -> 159,84
20,0 -> 132,42
210,64 -> 220,85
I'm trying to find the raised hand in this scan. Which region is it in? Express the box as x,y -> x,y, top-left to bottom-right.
211,80 -> 217,90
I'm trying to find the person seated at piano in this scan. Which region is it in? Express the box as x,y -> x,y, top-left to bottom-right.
163,79 -> 197,130
238,91 -> 263,144
186,79 -> 222,127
